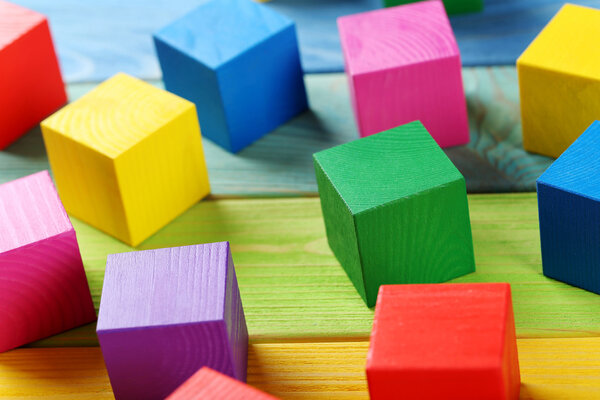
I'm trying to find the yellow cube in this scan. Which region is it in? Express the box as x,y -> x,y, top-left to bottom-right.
41,73 -> 210,246
517,4 -> 600,158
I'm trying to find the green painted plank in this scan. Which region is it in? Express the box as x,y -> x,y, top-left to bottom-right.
27,193 -> 600,348
0,67 -> 551,195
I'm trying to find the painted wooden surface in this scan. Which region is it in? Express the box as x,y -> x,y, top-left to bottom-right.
17,193 -> 600,349
518,4 -> 600,158
97,243 -> 247,399
314,122 -> 474,306
4,338 -> 600,399
383,0 -> 483,14
41,73 -> 210,246
368,284 -> 519,399
338,1 -> 468,145
537,121 -> 600,295
0,171 -> 95,353
8,0 -> 600,79
0,0 -> 66,149
0,68 -> 552,194
155,0 -> 307,153
167,367 -> 278,400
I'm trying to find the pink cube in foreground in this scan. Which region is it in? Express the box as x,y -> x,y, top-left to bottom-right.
337,0 -> 469,147
0,171 -> 96,352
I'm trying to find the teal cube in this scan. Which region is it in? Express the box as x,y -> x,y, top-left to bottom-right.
313,121 -> 475,307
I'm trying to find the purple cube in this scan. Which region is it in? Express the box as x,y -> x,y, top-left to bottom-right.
97,242 -> 248,400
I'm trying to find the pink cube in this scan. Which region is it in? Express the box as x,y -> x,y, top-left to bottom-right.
338,0 -> 469,147
0,171 -> 96,352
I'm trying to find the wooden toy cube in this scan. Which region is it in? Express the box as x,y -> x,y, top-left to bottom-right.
518,4 -> 600,158
313,121 -> 475,307
153,0 -> 308,153
383,0 -> 483,15
97,242 -> 248,400
367,284 -> 520,400
337,0 -> 469,148
0,171 -> 95,353
167,367 -> 277,400
41,73 -> 210,247
537,121 -> 600,294
0,0 -> 66,149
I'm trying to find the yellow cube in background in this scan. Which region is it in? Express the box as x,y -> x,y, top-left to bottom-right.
41,73 -> 210,246
517,4 -> 600,158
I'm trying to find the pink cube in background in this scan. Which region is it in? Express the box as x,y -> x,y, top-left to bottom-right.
0,171 -> 96,352
337,0 -> 469,147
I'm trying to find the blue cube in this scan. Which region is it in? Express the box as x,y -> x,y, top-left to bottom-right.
153,0 -> 308,153
537,121 -> 600,294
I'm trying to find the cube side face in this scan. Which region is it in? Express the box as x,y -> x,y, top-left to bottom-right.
314,159 -> 367,304
367,284 -> 512,399
116,106 -> 210,246
537,182 -> 600,294
356,178 -> 475,307
352,55 -> 469,147
154,36 -> 233,152
0,19 -> 66,149
222,248 -> 248,382
41,125 -> 131,244
0,230 -> 95,353
0,170 -> 72,252
217,24 -> 308,153
99,321 -> 236,400
382,0 -> 483,15
518,62 -> 600,158
501,294 -> 521,400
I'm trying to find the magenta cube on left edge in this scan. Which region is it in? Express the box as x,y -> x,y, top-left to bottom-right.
338,0 -> 469,147
97,242 -> 248,400
0,171 -> 96,353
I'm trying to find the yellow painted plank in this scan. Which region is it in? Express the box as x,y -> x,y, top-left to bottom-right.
4,338 -> 600,399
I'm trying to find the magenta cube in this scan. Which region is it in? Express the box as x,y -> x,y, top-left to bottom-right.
0,171 -> 96,352
338,0 -> 469,147
97,242 -> 248,400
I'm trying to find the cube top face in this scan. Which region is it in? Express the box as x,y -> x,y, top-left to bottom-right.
537,121 -> 600,200
0,0 -> 45,50
313,121 -> 463,215
41,73 -> 194,158
97,242 -> 231,331
518,4 -> 600,81
338,0 -> 458,76
0,171 -> 72,253
154,0 -> 293,69
167,367 -> 277,400
368,283 -> 511,371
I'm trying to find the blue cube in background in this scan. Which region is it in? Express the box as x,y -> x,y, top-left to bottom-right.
153,0 -> 308,153
537,121 -> 600,294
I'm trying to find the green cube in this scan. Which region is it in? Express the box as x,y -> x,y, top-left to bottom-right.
383,0 -> 483,15
313,121 -> 475,307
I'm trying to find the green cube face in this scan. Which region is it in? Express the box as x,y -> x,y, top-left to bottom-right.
383,0 -> 484,15
313,121 -> 475,307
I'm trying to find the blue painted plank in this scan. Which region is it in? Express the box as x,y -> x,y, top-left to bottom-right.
0,68 -> 552,194
10,0 -> 600,81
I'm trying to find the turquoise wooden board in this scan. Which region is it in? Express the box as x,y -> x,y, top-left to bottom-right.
0,68 -> 552,194
11,0 -> 600,80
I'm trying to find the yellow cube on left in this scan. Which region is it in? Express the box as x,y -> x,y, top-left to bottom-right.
41,73 -> 211,246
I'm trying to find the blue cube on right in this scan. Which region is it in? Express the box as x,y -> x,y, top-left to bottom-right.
153,0 -> 308,153
537,121 -> 600,294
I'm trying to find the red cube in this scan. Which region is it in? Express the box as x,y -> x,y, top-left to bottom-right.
167,367 -> 278,400
367,283 -> 520,400
0,1 -> 66,149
